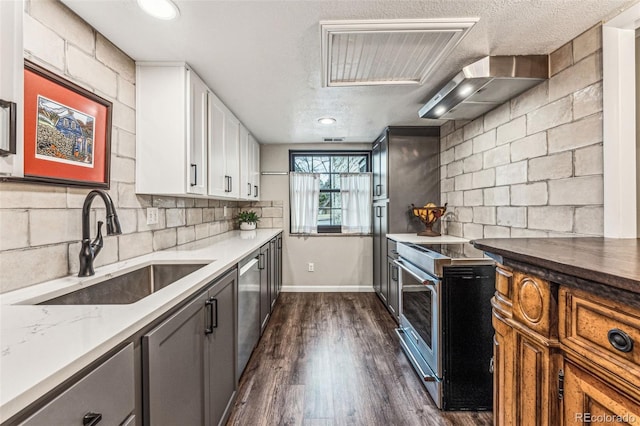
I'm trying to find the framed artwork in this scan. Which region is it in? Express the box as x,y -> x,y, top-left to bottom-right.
23,60 -> 112,188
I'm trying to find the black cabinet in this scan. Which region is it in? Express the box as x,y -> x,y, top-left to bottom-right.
372,127 -> 439,317
142,269 -> 237,426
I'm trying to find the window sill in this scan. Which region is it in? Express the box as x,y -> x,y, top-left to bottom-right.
289,233 -> 372,237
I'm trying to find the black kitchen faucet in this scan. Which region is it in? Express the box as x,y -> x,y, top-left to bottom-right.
78,189 -> 122,277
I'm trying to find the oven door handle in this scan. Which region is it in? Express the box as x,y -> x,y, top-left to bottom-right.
393,259 -> 439,286
395,329 -> 438,382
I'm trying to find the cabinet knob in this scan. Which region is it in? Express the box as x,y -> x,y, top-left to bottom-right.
83,412 -> 102,426
608,328 -> 634,353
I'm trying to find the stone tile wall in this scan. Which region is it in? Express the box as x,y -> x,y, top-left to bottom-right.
441,25 -> 604,239
0,0 -> 282,293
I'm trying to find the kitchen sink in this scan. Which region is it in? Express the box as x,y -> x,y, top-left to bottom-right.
39,263 -> 208,305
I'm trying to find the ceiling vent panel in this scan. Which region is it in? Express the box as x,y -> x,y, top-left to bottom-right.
320,19 -> 478,87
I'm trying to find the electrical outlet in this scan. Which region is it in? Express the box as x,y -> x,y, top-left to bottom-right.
308,262 -> 314,272
146,207 -> 159,225
223,206 -> 228,217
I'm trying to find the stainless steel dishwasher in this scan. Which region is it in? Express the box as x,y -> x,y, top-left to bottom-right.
237,249 -> 261,380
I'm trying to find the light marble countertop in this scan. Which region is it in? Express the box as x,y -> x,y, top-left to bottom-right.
0,229 -> 282,423
386,234 -> 469,244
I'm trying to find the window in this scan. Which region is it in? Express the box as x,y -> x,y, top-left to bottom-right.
289,151 -> 371,234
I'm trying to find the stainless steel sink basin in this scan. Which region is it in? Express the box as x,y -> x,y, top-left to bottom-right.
39,263 -> 208,305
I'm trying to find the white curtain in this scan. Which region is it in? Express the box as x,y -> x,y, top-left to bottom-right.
340,173 -> 372,234
290,172 -> 320,234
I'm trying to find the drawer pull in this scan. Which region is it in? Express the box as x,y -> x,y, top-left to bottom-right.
83,412 -> 102,426
608,328 -> 634,353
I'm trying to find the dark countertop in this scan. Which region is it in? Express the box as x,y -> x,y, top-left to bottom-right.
471,238 -> 640,295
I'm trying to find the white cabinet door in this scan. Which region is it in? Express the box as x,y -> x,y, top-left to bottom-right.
208,94 -> 240,199
136,63 -> 208,196
249,133 -> 260,200
0,0 -> 23,176
208,94 -> 227,197
224,112 -> 240,198
239,124 -> 252,200
187,71 -> 208,195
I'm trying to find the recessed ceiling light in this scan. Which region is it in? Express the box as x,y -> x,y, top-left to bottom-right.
137,0 -> 180,20
318,117 -> 336,125
434,106 -> 446,116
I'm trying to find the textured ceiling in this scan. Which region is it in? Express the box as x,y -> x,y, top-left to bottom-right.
61,0 -> 637,144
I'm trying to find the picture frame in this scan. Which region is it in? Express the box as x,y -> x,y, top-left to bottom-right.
22,60 -> 112,188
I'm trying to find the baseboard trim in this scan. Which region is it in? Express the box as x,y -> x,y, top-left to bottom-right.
281,285 -> 374,293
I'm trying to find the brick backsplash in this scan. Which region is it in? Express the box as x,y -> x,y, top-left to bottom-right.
0,0 -> 282,293
441,24 -> 604,240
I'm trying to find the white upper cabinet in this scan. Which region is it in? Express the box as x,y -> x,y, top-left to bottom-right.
136,63 -> 208,196
249,133 -> 260,201
239,125 -> 261,201
0,0 -> 23,176
208,93 -> 240,199
136,62 -> 259,200
239,124 -> 252,200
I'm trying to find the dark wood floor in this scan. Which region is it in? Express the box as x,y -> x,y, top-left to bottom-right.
226,293 -> 493,426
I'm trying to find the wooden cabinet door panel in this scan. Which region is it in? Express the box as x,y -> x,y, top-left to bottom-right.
563,360 -> 640,425
493,313 -> 515,426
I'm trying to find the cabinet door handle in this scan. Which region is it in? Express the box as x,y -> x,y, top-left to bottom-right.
489,357 -> 494,374
83,412 -> 102,426
205,297 -> 216,334
392,265 -> 398,281
277,237 -> 282,249
211,297 -> 218,329
608,328 -> 634,353
190,164 -> 197,187
0,99 -> 17,156
376,184 -> 382,196
229,176 -> 232,192
247,183 -> 252,196
254,185 -> 258,198
258,253 -> 265,270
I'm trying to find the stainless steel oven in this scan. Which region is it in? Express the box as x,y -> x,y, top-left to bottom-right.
394,241 -> 495,411
395,258 -> 441,380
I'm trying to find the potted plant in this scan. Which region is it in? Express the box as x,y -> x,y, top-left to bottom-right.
237,210 -> 260,230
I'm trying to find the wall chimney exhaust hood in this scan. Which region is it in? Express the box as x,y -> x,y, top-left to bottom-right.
419,55 -> 548,120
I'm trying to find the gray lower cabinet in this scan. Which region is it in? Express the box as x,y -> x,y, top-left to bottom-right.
269,236 -> 282,310
259,243 -> 270,334
387,257 -> 399,321
142,268 -> 237,426
21,344 -> 135,426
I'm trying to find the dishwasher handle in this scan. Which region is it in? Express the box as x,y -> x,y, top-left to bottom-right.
239,258 -> 259,276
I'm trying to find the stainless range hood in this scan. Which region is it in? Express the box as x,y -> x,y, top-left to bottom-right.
419,55 -> 548,120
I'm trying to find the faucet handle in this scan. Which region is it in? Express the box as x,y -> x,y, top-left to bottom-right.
92,221 -> 104,257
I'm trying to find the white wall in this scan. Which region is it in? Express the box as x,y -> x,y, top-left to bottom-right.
261,143 -> 373,292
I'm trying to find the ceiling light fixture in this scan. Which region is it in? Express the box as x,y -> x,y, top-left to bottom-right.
318,117 -> 336,125
137,0 -> 180,20
458,84 -> 473,96
434,106 -> 446,116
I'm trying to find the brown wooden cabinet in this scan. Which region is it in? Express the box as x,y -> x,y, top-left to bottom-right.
491,264 -> 640,426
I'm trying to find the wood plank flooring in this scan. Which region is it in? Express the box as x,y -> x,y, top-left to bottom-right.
226,293 -> 493,426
